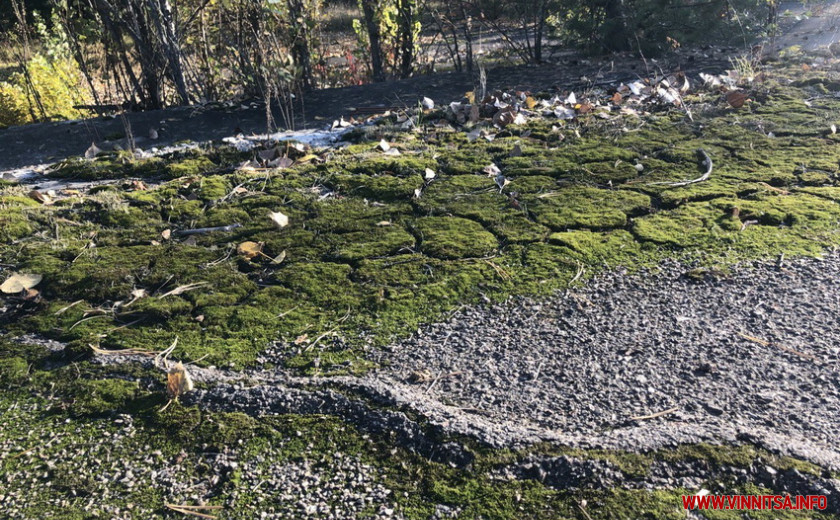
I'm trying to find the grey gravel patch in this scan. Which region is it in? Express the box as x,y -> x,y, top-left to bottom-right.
372,253 -> 840,469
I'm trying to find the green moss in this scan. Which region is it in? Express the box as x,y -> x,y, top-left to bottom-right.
165,156 -> 217,179
0,207 -> 33,241
331,172 -> 421,201
68,378 -> 140,416
529,188 -> 651,230
0,357 -> 29,385
548,229 -> 648,266
328,227 -> 416,261
415,216 -> 498,259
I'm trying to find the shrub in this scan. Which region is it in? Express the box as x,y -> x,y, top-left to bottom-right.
0,54 -> 87,127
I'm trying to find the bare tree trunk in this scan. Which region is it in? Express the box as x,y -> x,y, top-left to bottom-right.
460,6 -> 474,74
287,0 -> 313,88
147,0 -> 190,104
534,0 -> 546,63
396,0 -> 416,78
360,0 -> 384,82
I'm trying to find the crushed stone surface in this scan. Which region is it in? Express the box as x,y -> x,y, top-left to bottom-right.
368,253 -> 840,468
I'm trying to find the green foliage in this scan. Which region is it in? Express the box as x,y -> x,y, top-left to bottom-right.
561,0 -> 770,55
0,54 -> 86,127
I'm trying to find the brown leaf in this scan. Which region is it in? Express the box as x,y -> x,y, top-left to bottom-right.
525,96 -> 537,109
726,90 -> 749,109
493,108 -> 516,128
611,92 -> 623,105
28,190 -> 50,204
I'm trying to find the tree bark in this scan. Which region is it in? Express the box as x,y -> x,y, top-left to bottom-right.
287,0 -> 313,88
360,0 -> 384,82
147,0 -> 190,104
396,0 -> 416,78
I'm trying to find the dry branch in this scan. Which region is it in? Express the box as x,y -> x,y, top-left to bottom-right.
647,148 -> 713,187
629,407 -> 679,421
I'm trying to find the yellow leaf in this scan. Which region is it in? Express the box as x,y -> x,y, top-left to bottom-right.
167,362 -> 194,399
237,241 -> 263,260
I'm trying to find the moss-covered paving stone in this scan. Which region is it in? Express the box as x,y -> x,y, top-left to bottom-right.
3,56 -> 840,375
527,187 -> 651,230
414,216 -> 499,259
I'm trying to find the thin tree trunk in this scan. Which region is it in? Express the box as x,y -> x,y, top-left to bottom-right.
397,0 -> 416,78
147,0 -> 190,104
287,0 -> 313,88
361,0 -> 384,82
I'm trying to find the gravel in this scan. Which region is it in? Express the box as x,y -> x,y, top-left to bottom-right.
369,253 -> 840,469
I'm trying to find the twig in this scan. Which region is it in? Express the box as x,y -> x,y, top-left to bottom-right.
303,327 -> 337,352
277,305 -> 300,318
532,360 -> 545,381
90,344 -> 155,356
484,259 -> 511,281
737,332 -> 821,363
578,503 -> 594,520
647,149 -> 713,187
158,282 -> 210,299
175,223 -> 242,236
68,314 -> 109,331
629,407 -> 679,421
55,299 -> 84,315
154,337 -> 179,369
164,503 -> 221,519
570,262 -> 585,285
425,371 -> 463,394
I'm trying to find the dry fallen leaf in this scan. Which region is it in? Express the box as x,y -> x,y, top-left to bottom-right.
493,108 -> 517,128
525,96 -> 537,109
269,156 -> 294,169
272,250 -> 287,264
167,361 -> 194,399
28,190 -> 50,204
421,96 -> 435,110
483,163 -> 502,177
270,211 -> 289,229
424,168 -> 436,180
378,139 -> 391,152
726,90 -> 749,109
1,273 -> 43,294
161,229 -> 172,240
85,142 -> 101,159
237,241 -> 264,260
